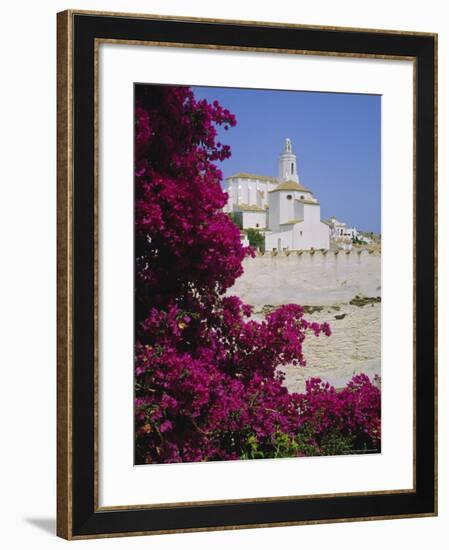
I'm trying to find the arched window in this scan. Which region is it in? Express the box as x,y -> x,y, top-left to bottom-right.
291,162 -> 294,174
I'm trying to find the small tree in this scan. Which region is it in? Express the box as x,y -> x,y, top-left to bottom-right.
246,228 -> 264,250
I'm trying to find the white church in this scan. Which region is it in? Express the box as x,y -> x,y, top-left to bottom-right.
224,138 -> 330,251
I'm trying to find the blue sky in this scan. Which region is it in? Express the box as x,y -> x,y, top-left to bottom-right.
192,86 -> 381,234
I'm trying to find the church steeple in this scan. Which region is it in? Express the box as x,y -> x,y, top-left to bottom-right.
278,137 -> 299,183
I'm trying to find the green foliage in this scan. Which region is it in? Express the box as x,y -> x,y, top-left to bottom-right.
241,434 -> 266,460
241,432 -> 300,460
246,228 -> 264,250
298,425 -> 354,456
240,428 -> 355,460
229,212 -> 242,230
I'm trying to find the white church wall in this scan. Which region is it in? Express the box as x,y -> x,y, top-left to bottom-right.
298,191 -> 313,201
238,178 -> 248,204
256,187 -> 267,208
294,199 -> 304,221
242,211 -> 267,229
278,191 -> 295,223
292,222 -> 306,249
226,177 -> 273,209
248,181 -> 257,205
303,203 -> 321,224
258,182 -> 270,208
229,250 -> 381,308
292,219 -> 330,250
226,179 -> 238,207
265,226 -> 294,251
268,192 -> 281,231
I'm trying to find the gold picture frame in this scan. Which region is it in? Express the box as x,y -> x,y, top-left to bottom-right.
57,10 -> 437,539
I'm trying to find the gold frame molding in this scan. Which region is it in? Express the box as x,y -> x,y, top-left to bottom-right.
57,10 -> 73,538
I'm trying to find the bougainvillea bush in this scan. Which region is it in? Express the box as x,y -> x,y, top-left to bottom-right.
134,84 -> 381,464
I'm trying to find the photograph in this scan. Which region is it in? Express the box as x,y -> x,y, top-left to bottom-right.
134,83 -> 382,465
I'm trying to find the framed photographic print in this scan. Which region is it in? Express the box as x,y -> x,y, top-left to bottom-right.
57,10 -> 437,539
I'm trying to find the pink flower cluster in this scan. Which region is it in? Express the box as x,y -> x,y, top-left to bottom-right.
135,299 -> 331,462
135,86 -> 245,314
296,374 -> 381,453
134,85 -> 380,463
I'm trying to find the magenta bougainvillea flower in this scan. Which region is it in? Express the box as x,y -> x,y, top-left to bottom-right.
134,85 -> 380,464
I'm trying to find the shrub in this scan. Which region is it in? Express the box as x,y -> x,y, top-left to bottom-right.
246,227 -> 264,250
296,374 -> 381,454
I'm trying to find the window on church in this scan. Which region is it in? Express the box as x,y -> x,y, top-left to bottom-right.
300,195 -> 304,199
291,162 -> 294,174
286,194 -> 292,200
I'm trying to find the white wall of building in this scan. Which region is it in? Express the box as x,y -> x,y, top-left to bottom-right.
242,211 -> 267,229
265,226 -> 294,251
298,191 -> 314,201
267,191 -> 281,231
266,192 -> 330,250
294,200 -> 304,221
293,218 -> 330,250
302,203 -> 320,224
266,219 -> 329,251
225,176 -> 276,211
278,191 -> 295,223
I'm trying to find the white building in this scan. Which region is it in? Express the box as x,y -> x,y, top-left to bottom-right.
223,173 -> 274,229
324,216 -> 363,250
224,138 -> 330,251
326,216 -> 358,240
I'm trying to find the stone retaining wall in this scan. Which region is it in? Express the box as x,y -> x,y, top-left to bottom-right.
230,249 -> 381,307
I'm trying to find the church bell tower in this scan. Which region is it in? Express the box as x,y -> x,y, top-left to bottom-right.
278,137 -> 299,183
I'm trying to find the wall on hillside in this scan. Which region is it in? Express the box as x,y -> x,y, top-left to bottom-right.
229,249 -> 381,307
